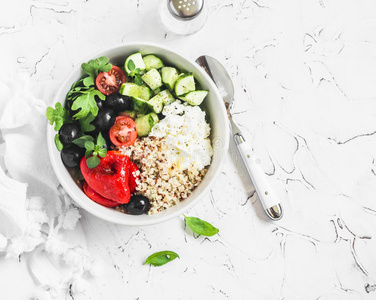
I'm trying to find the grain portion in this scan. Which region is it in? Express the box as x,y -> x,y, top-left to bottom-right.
121,137 -> 207,215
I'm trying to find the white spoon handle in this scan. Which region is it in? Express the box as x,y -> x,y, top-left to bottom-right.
234,133 -> 283,220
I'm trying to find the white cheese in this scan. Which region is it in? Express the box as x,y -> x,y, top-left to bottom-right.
150,100 -> 213,171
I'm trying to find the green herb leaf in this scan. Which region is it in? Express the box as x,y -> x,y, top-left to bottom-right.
143,251 -> 179,267
96,132 -> 106,148
46,102 -> 70,131
184,215 -> 219,236
134,74 -> 144,86
81,56 -> 112,87
78,113 -> 96,133
85,149 -> 93,158
127,59 -> 136,72
71,88 -> 105,119
84,140 -> 95,151
97,147 -> 107,158
72,135 -> 94,148
86,155 -> 100,168
54,134 -> 63,151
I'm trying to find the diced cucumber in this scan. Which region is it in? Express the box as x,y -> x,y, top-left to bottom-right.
124,53 -> 146,75
158,89 -> 175,105
147,95 -> 164,114
119,110 -> 137,119
135,113 -> 159,137
174,73 -> 195,96
131,96 -> 149,114
141,69 -> 163,90
143,55 -> 164,71
149,112 -> 159,125
119,82 -> 152,100
178,90 -> 209,106
152,87 -> 164,96
161,67 -> 179,91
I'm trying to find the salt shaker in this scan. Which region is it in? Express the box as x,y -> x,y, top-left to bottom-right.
158,0 -> 208,35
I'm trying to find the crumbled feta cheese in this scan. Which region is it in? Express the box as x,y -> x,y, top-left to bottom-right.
150,100 -> 213,171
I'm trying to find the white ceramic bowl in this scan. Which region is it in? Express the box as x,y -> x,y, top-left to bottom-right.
47,42 -> 229,226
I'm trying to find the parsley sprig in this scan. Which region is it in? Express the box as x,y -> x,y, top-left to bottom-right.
46,102 -> 70,131
73,133 -> 107,168
127,59 -> 144,86
81,56 -> 112,87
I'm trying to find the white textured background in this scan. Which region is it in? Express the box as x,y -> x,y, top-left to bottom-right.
1,0 -> 376,299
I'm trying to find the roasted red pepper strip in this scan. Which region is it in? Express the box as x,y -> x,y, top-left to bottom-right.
80,151 -> 131,204
82,181 -> 119,207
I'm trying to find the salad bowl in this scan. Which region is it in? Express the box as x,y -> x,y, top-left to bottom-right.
47,42 -> 229,226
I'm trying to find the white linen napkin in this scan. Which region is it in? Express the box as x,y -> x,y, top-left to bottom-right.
0,71 -> 102,299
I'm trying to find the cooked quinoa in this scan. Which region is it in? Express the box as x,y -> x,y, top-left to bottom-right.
121,137 -> 208,215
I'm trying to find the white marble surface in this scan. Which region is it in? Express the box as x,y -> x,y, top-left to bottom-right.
1,0 -> 376,299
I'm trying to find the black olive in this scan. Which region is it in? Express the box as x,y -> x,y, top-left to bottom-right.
59,123 -> 81,145
126,195 -> 150,215
91,108 -> 116,131
95,95 -> 104,111
106,93 -> 132,112
61,145 -> 84,168
157,112 -> 165,120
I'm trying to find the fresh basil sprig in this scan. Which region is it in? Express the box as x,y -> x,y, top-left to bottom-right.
144,251 -> 179,267
184,215 -> 219,237
127,59 -> 144,86
73,133 -> 107,168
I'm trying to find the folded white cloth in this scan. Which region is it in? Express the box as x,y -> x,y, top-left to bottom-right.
0,71 -> 101,299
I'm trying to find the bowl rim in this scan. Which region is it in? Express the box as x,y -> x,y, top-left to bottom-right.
47,41 -> 230,226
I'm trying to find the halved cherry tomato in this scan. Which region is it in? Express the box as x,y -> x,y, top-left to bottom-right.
96,65 -> 126,96
109,116 -> 137,147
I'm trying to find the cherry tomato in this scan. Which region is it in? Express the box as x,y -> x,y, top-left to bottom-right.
109,116 -> 137,147
95,66 -> 126,96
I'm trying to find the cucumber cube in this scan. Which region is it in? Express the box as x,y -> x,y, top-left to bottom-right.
131,96 -> 149,114
119,82 -> 152,100
147,95 -> 164,114
161,67 -> 179,91
178,90 -> 208,106
141,69 -> 163,90
125,53 -> 146,75
174,73 -> 195,96
135,113 -> 159,137
143,55 -> 164,71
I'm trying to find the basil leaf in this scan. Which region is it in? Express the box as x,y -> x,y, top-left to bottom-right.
85,149 -> 93,158
84,141 -> 95,151
144,251 -> 179,267
86,155 -> 100,169
73,135 -> 94,148
97,148 -> 107,158
184,215 -> 219,236
54,134 -> 63,151
96,132 -> 106,148
128,59 -> 135,72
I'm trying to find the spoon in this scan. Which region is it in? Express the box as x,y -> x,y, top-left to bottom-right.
196,55 -> 283,221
